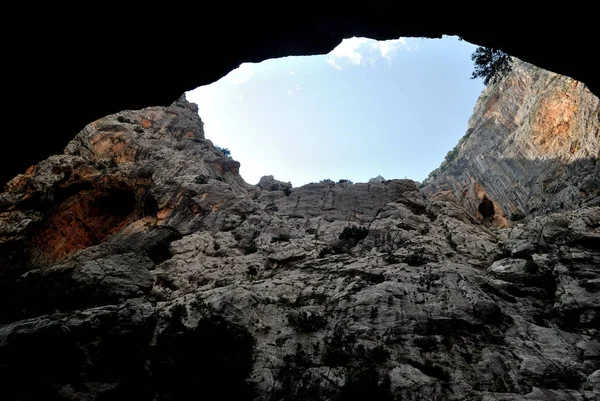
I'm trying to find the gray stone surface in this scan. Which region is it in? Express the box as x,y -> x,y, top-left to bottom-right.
0,91 -> 599,400
422,59 -> 600,226
256,175 -> 292,192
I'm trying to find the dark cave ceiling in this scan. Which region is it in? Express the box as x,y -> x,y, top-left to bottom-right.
3,4 -> 598,186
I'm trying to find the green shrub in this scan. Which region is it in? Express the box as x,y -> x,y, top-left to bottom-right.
329,225 -> 370,254
322,327 -> 356,365
404,248 -> 427,266
215,146 -> 231,157
287,311 -> 328,332
323,329 -> 393,401
470,46 -> 513,86
510,212 -> 525,221
318,246 -> 334,258
339,226 -> 369,242
444,146 -> 459,165
195,174 -> 208,184
367,345 -> 390,363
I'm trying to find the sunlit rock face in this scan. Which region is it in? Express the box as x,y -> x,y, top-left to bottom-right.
422,60 -> 600,227
0,89 -> 599,399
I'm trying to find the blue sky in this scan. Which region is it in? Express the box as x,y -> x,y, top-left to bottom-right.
186,35 -> 484,187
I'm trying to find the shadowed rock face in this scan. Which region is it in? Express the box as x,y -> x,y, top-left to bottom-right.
1,88 -> 599,399
422,60 -> 600,226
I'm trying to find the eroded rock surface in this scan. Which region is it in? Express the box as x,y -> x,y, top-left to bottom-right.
422,60 -> 600,227
1,94 -> 599,400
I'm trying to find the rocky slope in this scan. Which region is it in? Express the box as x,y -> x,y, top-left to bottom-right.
0,94 -> 599,400
421,59 -> 600,227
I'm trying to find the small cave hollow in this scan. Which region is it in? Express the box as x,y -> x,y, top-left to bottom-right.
95,188 -> 136,216
30,185 -> 138,262
142,193 -> 159,217
478,196 -> 496,219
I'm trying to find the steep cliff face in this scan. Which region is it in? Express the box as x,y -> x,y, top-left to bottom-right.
0,95 -> 599,400
421,60 -> 600,227
0,96 -> 246,271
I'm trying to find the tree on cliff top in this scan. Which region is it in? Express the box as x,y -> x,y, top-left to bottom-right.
215,146 -> 231,158
470,46 -> 513,85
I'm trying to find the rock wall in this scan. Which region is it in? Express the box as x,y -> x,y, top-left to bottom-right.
421,60 -> 600,227
0,95 -> 599,400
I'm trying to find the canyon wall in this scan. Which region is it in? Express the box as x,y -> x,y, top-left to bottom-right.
0,93 -> 598,399
422,60 -> 600,227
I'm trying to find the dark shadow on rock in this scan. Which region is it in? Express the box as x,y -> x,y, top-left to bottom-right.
0,253 -> 154,323
0,300 -> 156,401
106,225 -> 184,265
0,299 -> 257,401
151,302 -> 257,401
422,155 -> 599,220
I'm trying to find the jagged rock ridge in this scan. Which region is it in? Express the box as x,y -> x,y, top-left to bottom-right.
0,91 -> 599,400
422,59 -> 600,227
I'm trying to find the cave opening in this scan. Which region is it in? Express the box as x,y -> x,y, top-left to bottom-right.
186,35 -> 486,187
95,188 -> 136,216
478,196 -> 495,220
30,185 -> 139,262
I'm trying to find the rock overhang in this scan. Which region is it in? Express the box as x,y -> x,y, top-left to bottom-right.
3,6 -> 599,187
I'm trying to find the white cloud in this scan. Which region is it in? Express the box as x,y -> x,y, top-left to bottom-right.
288,84 -> 300,96
374,37 -> 407,59
228,63 -> 254,84
326,37 -> 413,70
326,58 -> 343,70
328,37 -> 369,65
289,70 -> 295,75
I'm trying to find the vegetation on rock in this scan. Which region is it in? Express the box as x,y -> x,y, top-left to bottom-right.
215,146 -> 231,157
470,46 -> 513,85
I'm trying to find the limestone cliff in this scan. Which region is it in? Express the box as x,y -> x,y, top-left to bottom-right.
0,95 -> 599,400
421,60 -> 600,227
